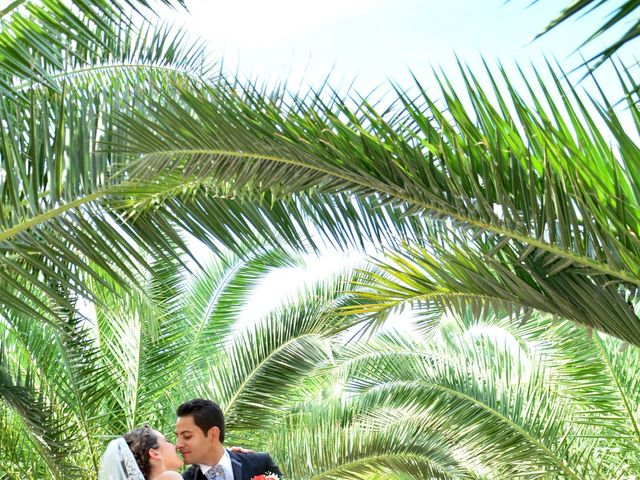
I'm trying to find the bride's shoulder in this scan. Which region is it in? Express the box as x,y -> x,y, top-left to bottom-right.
155,472 -> 183,480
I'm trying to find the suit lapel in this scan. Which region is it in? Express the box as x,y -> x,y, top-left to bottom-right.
228,450 -> 243,480
186,464 -> 206,480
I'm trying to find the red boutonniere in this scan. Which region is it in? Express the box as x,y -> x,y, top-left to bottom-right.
251,474 -> 280,480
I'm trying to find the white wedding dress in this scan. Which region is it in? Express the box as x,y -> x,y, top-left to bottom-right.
99,437 -> 146,480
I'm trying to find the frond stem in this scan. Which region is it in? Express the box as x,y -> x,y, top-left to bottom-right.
13,63 -> 207,92
593,333 -> 640,443
310,452 -> 458,480
375,379 -> 581,479
142,148 -> 640,286
223,332 -> 324,416
0,192 -> 103,242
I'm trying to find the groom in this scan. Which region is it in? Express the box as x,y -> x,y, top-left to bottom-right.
176,398 -> 282,480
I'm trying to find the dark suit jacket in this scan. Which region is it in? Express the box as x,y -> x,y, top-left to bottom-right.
181,450 -> 282,480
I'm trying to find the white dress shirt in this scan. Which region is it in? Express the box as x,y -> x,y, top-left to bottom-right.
200,449 -> 234,480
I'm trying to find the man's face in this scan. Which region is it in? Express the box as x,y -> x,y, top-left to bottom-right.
175,415 -> 212,465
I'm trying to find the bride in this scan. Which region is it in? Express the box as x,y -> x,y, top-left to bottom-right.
99,426 -> 183,480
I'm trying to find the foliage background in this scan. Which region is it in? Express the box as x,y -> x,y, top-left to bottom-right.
0,0 -> 639,478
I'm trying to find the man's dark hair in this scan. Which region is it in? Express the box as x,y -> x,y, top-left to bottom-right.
176,398 -> 225,443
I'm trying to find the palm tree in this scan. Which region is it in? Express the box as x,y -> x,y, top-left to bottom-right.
4,246 -> 639,478
2,0 -> 639,344
112,57 -> 640,345
0,246 -> 363,477
270,305 -> 640,479
2,1 -> 640,478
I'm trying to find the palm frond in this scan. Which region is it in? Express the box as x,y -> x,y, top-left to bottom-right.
0,333 -> 81,476
0,0 -> 188,91
0,9 -> 212,325
334,326 -> 626,478
115,61 -> 640,284
270,402 -> 471,480
444,307 -> 640,473
164,248 -> 302,397
518,0 -> 640,67
213,272 -> 360,434
344,240 -> 640,344
113,58 -> 640,344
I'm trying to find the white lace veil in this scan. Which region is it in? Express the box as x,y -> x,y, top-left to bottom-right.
98,437 -> 146,480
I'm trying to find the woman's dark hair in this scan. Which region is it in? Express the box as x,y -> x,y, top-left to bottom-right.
123,425 -> 159,479
176,398 -> 225,443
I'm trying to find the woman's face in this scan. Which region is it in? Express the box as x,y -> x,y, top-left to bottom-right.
153,430 -> 184,471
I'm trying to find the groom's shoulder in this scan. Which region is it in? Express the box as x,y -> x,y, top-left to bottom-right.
230,450 -> 282,476
229,450 -> 274,464
230,449 -> 270,459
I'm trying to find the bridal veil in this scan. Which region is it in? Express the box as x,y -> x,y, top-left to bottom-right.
98,437 -> 146,480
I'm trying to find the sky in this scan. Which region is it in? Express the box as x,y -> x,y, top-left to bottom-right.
154,0 -> 639,329
159,0 -> 634,96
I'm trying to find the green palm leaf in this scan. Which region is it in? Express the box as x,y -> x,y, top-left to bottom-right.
0,0 -> 188,91
0,10 -> 211,324
0,346 -> 74,476
270,402 -> 471,479
520,0 -> 640,67
112,60 -> 640,344
345,240 -> 640,344
214,272 -> 359,434
335,323 -> 633,478
0,298 -> 107,474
